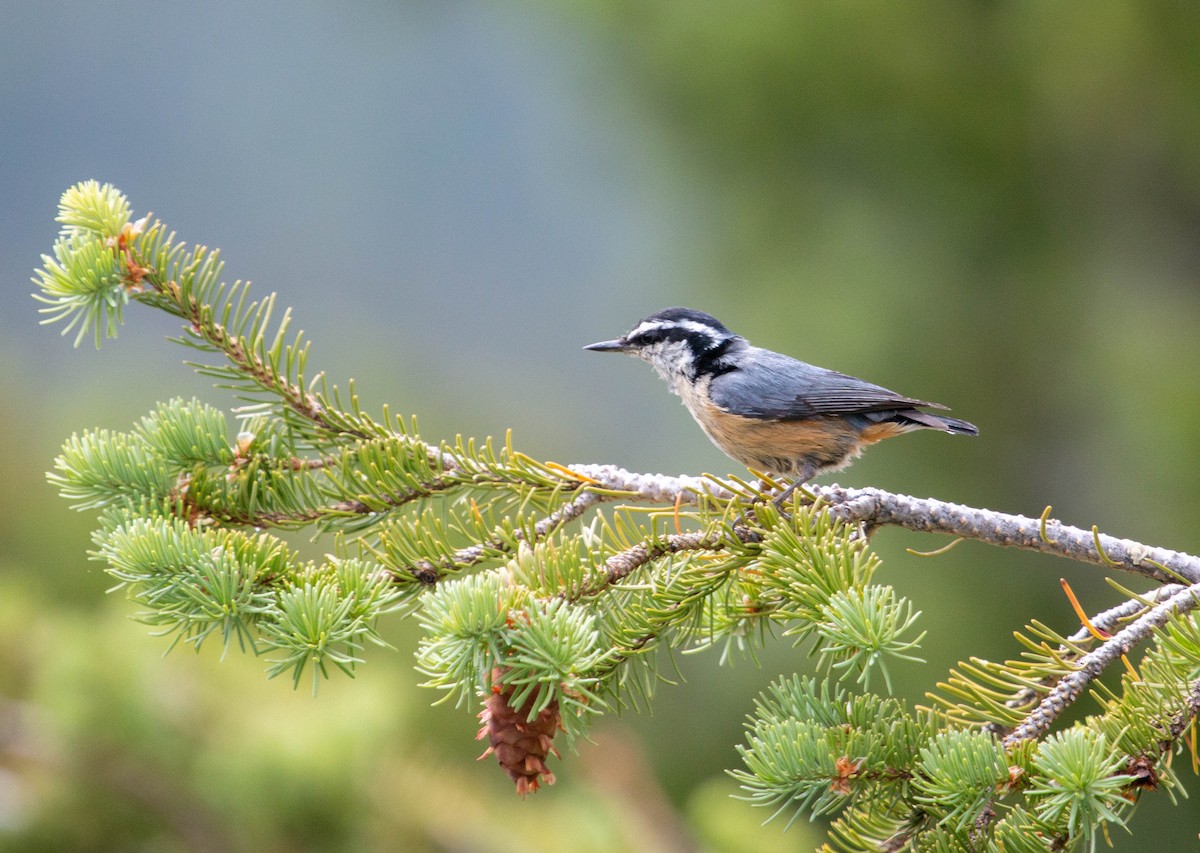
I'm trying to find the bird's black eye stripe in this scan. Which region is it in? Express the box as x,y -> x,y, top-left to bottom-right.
692,336 -> 738,377
629,325 -> 710,348
628,328 -> 668,346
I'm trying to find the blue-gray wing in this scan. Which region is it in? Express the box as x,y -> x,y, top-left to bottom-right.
708,349 -> 943,421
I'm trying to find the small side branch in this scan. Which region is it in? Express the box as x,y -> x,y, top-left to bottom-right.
993,585 -> 1185,723
1068,586 -> 1185,641
596,529 -> 736,590
407,489 -> 609,582
1002,582 -> 1200,747
1164,677 -> 1200,747
148,275 -> 366,440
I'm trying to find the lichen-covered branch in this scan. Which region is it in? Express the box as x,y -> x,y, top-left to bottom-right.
1002,581 -> 1200,746
989,584 -> 1186,726
560,464 -> 1200,585
819,485 -> 1200,584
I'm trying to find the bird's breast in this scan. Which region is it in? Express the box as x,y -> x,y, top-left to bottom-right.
676,379 -> 863,477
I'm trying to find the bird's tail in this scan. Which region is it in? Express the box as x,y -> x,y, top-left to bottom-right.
860,408 -> 979,436
913,412 -> 978,436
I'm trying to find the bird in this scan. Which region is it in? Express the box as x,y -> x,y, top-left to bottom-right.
584,307 -> 976,503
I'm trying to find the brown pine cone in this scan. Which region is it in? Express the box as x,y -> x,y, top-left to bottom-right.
477,667 -> 562,795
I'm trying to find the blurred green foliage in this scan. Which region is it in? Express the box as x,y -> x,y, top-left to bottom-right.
7,1 -> 1200,849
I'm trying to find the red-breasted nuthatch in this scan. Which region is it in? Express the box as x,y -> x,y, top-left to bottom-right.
585,307 -> 977,494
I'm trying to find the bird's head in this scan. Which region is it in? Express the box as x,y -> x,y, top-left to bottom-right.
584,307 -> 743,391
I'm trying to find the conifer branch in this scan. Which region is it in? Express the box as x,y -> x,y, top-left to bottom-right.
1002,581 -> 1200,746
992,584 -> 1185,724
152,274 -> 359,436
406,488 -> 608,582
819,485 -> 1200,584
33,183 -> 1200,846
591,529 -> 730,592
395,468 -> 732,583
560,465 -> 1200,585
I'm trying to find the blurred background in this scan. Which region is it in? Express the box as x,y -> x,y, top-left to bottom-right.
3,2 -> 1200,850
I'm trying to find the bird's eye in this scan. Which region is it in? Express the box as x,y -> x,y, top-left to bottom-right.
630,330 -> 665,346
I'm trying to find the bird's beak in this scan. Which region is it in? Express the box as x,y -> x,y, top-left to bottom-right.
583,338 -> 630,353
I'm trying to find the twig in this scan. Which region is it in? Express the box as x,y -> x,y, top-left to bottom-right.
401,467 -> 736,583
1163,676 -> 1200,746
1002,582 -> 1200,746
1061,586 -> 1183,649
980,586 -> 1185,736
153,275 -> 365,440
406,489 -> 610,583
598,531 -> 726,589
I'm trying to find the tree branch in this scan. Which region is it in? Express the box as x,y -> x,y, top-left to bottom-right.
403,489 -> 609,584
590,529 -> 734,594
148,274 -> 364,440
819,485 -> 1200,585
1001,581 -> 1200,746
990,584 -> 1186,728
560,465 -> 1200,585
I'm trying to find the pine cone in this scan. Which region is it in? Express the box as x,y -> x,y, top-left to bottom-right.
477,666 -> 562,795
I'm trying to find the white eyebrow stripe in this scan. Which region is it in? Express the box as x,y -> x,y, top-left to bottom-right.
629,320 -> 669,337
629,319 -> 722,341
